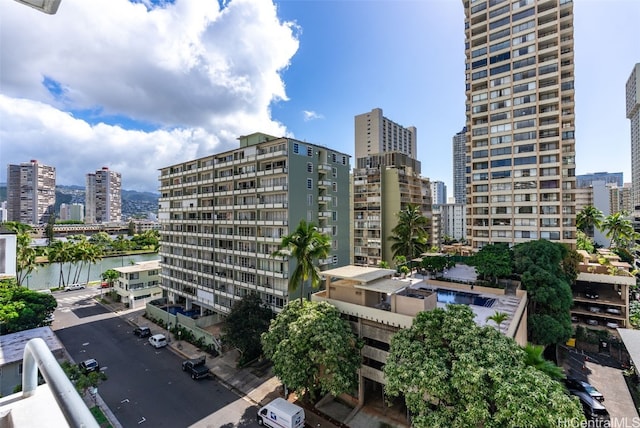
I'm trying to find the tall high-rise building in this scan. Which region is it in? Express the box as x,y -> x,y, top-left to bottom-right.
463,0 -> 576,249
431,181 -> 447,205
158,133 -> 351,316
354,108 -> 417,160
85,167 -> 122,224
60,203 -> 85,222
7,160 -> 56,225
627,63 -> 640,210
452,127 -> 467,204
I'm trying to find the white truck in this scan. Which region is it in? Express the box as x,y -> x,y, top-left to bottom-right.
257,398 -> 305,428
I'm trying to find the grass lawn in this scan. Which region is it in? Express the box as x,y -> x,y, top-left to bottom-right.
90,406 -> 113,428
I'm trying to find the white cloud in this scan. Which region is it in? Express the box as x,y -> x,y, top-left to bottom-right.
302,110 -> 324,122
0,0 -> 299,192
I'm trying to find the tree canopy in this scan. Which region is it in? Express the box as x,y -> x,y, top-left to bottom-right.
261,300 -> 362,401
383,305 -> 584,428
4,222 -> 41,287
222,293 -> 273,364
0,279 -> 57,334
576,205 -> 603,238
389,204 -> 430,262
470,243 -> 513,285
513,240 -> 574,346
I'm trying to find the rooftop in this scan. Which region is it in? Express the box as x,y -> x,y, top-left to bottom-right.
114,259 -> 160,273
0,327 -> 64,365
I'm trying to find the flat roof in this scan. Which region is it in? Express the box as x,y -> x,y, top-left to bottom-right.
577,272 -> 636,286
0,327 -> 64,365
618,328 -> 640,372
354,278 -> 408,295
322,266 -> 396,283
114,259 -> 160,273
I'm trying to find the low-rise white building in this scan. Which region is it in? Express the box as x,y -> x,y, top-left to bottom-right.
113,260 -> 162,306
0,327 -> 65,396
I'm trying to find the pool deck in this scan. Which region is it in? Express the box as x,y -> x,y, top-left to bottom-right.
407,265 -> 523,332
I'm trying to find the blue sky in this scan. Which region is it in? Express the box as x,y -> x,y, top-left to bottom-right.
1,0 -> 639,195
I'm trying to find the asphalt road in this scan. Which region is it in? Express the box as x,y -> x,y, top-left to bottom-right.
52,289 -> 261,427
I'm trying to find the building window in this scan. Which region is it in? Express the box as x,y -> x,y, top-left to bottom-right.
307,194 -> 313,206
307,146 -> 313,157
307,179 -> 313,189
307,162 -> 313,173
332,167 -> 337,177
332,182 -> 337,192
293,143 -> 299,154
332,212 -> 337,221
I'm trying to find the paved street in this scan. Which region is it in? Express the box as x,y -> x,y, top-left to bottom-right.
51,290 -> 261,428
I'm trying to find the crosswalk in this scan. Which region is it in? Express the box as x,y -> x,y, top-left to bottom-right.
55,291 -> 101,311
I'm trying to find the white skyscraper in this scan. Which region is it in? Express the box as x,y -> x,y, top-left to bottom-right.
627,63 -> 640,210
85,167 -> 122,224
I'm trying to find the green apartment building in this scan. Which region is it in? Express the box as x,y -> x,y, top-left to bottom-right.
158,133 -> 351,316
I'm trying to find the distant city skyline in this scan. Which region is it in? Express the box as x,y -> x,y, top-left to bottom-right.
1,0 -> 639,193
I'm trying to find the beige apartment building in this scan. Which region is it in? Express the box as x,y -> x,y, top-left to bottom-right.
6,160 -> 56,225
463,0 -> 577,249
85,167 -> 122,224
354,108 -> 417,160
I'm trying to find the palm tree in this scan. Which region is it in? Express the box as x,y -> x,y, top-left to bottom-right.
389,204 -> 430,262
522,343 -> 564,381
273,220 -> 331,302
486,311 -> 509,332
602,211 -> 636,248
576,205 -> 604,238
4,222 -> 39,287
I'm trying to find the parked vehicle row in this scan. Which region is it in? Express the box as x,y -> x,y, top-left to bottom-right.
564,377 -> 609,422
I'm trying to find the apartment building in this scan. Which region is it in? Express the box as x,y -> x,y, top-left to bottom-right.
431,180 -> 447,206
440,203 -> 467,242
576,172 -> 623,189
113,260 -> 163,305
452,127 -> 468,204
59,203 -> 84,222
354,108 -> 417,160
628,64 -> 640,210
463,0 -> 577,249
6,160 -> 56,225
85,167 -> 122,224
158,133 -> 351,316
353,153 -> 431,267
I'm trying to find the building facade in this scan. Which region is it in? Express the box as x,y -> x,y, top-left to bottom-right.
7,160 -> 56,225
59,203 -> 84,222
354,108 -> 417,160
627,64 -> 640,210
440,203 -> 467,242
85,167 -> 122,224
463,0 -> 577,249
431,180 -> 447,206
452,127 -> 468,204
576,172 -> 623,189
353,153 -> 431,267
158,133 -> 351,316
113,260 -> 163,305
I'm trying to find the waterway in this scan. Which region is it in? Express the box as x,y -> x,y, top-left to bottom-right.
25,253 -> 160,291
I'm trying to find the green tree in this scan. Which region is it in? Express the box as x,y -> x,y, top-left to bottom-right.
602,211 -> 636,249
389,204 -> 430,262
89,232 -> 113,252
60,361 -> 107,395
470,243 -> 513,285
576,230 -> 595,253
383,305 -> 584,428
45,210 -> 56,245
522,343 -> 564,381
486,311 -> 509,332
48,240 -> 75,287
576,205 -> 603,238
513,240 -> 573,346
273,220 -> 330,301
0,279 -> 57,334
261,300 -> 362,402
101,269 -> 119,287
222,293 -> 273,365
4,222 -> 40,288
377,260 -> 390,269
420,256 -> 448,277
128,220 -> 136,236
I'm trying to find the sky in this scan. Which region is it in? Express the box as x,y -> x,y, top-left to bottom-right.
1,0 -> 639,195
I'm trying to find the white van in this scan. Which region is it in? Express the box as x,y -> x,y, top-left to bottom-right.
148,334 -> 167,348
257,398 -> 305,428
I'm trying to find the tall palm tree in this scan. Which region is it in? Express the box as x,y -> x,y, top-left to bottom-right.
4,222 -> 39,287
576,205 -> 604,238
389,204 -> 430,262
273,220 -> 331,302
602,211 -> 636,249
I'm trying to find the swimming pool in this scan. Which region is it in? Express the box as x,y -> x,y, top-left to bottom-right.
435,289 -> 496,308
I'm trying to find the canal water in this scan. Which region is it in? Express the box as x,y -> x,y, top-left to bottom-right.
25,253 -> 160,291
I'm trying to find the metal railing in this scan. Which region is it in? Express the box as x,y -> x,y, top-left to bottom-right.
22,338 -> 99,428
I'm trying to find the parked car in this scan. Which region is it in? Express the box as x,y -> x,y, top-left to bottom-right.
606,321 -> 619,329
133,326 -> 151,338
79,358 -> 100,374
571,315 -> 579,323
181,356 -> 210,380
588,306 -> 601,313
257,398 -> 305,428
586,319 -> 599,326
565,377 -> 604,402
606,307 -> 622,315
64,283 -> 86,292
149,334 -> 168,348
570,390 -> 609,421
585,289 -> 599,299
